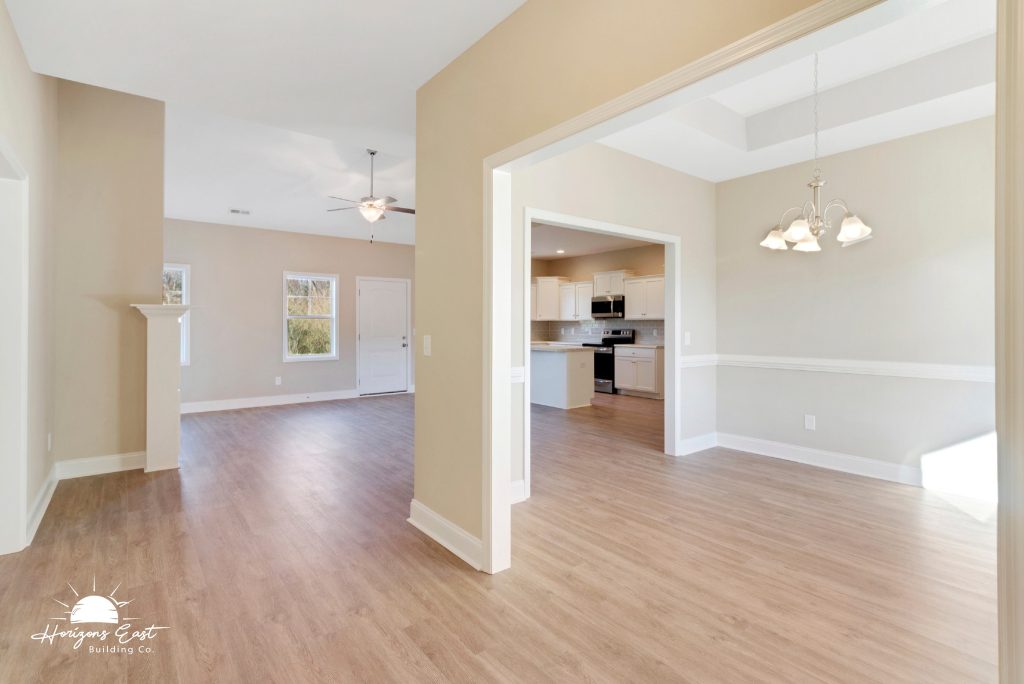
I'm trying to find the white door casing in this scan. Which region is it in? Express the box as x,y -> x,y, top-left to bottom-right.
358,277 -> 411,395
0,141 -> 28,555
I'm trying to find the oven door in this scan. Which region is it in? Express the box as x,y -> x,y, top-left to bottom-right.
591,295 -> 624,319
591,346 -> 615,393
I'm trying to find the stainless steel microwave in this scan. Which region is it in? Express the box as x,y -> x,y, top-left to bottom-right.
591,295 -> 625,318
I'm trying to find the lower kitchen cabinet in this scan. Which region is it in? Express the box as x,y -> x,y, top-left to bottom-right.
613,346 -> 664,397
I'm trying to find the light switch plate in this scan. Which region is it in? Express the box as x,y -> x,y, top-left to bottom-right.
805,414 -> 816,431
423,335 -> 432,357
684,331 -> 692,346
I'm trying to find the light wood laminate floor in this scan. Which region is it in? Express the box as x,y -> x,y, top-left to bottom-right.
0,393 -> 996,682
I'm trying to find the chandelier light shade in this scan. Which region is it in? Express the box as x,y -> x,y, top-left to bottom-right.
792,234 -> 822,252
837,214 -> 872,243
758,53 -> 873,254
759,228 -> 789,250
782,218 -> 811,243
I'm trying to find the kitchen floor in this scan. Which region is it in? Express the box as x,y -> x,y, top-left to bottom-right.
0,393 -> 996,682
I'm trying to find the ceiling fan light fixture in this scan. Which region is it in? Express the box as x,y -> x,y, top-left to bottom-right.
359,204 -> 385,223
837,214 -> 872,243
759,228 -> 788,250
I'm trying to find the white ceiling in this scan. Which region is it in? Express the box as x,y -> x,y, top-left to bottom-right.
600,0 -> 996,182
532,223 -> 652,260
165,105 -> 417,242
5,0 -> 523,242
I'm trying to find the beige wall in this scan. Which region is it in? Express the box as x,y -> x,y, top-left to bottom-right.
534,243 -> 665,281
0,4 -> 58,505
164,219 -> 415,403
716,118 -> 995,466
53,81 -> 164,461
416,0 -> 819,537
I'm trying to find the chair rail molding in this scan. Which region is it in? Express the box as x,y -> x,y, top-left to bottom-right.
132,304 -> 188,472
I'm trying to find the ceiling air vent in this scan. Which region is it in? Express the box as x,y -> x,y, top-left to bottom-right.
229,208 -> 251,215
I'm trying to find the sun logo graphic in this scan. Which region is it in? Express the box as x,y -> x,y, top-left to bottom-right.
52,577 -> 134,625
31,575 -> 169,652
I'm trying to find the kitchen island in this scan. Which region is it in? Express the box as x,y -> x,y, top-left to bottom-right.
530,343 -> 595,409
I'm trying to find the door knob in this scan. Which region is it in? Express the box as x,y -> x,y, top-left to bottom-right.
402,343 -> 408,348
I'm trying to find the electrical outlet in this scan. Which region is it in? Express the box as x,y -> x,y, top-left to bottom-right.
684,331 -> 692,346
423,335 -> 432,357
47,432 -> 52,453
805,414 -> 816,431
274,376 -> 282,386
560,327 -> 565,335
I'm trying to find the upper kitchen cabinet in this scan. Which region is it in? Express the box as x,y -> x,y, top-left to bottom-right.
592,270 -> 635,296
559,281 -> 594,320
624,275 -> 665,320
533,276 -> 567,321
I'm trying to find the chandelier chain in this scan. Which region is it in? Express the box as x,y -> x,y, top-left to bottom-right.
813,52 -> 820,170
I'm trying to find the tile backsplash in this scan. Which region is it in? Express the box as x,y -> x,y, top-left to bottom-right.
531,320 -> 665,345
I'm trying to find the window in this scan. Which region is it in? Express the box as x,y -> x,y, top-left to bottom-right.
162,263 -> 190,366
284,272 -> 337,361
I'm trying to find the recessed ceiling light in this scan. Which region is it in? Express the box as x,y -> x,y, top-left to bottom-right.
556,249 -> 565,254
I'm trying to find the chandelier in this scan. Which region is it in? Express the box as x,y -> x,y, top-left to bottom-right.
759,54 -> 872,252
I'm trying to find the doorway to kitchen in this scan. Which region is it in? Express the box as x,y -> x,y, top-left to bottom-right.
518,208 -> 684,503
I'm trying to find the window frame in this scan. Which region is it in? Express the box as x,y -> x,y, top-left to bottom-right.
163,263 -> 191,367
283,271 -> 339,363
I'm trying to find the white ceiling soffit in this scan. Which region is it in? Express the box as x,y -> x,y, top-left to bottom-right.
165,105 -> 416,244
599,0 -> 996,183
532,223 -> 654,260
5,0 -> 524,158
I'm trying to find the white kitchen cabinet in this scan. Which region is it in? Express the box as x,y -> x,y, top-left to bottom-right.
614,345 -> 664,397
558,281 -> 594,321
533,277 -> 566,321
575,281 -> 593,320
623,275 -> 665,320
592,270 -> 635,296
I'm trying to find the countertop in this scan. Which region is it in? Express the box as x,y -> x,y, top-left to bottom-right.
630,344 -> 664,349
530,342 -> 593,353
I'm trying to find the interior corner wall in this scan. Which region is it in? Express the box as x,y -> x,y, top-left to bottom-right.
417,0 -> 828,541
0,4 -> 58,512
164,218 -> 415,403
715,118 -> 996,469
510,142 -> 718,482
53,81 -> 164,462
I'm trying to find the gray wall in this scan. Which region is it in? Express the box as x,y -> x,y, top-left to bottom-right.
715,118 -> 995,468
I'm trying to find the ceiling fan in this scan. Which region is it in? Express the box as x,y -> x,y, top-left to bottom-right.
327,149 -> 415,224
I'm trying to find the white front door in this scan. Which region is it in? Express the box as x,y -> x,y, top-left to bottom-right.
358,278 -> 409,395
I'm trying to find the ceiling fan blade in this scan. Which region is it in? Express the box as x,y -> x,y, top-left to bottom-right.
385,206 -> 416,214
382,196 -> 397,205
327,206 -> 359,212
328,195 -> 359,203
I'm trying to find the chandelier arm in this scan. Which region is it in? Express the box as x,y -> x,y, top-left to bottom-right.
822,199 -> 850,229
776,206 -> 805,227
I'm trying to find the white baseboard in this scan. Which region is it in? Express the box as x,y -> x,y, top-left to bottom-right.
676,432 -> 718,456
716,433 -> 922,486
407,499 -> 483,570
181,387 -> 421,414
181,389 -> 359,414
510,479 -> 528,504
26,464 -> 57,545
55,451 -> 146,480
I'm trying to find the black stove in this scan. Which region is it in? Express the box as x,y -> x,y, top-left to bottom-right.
583,329 -> 635,394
